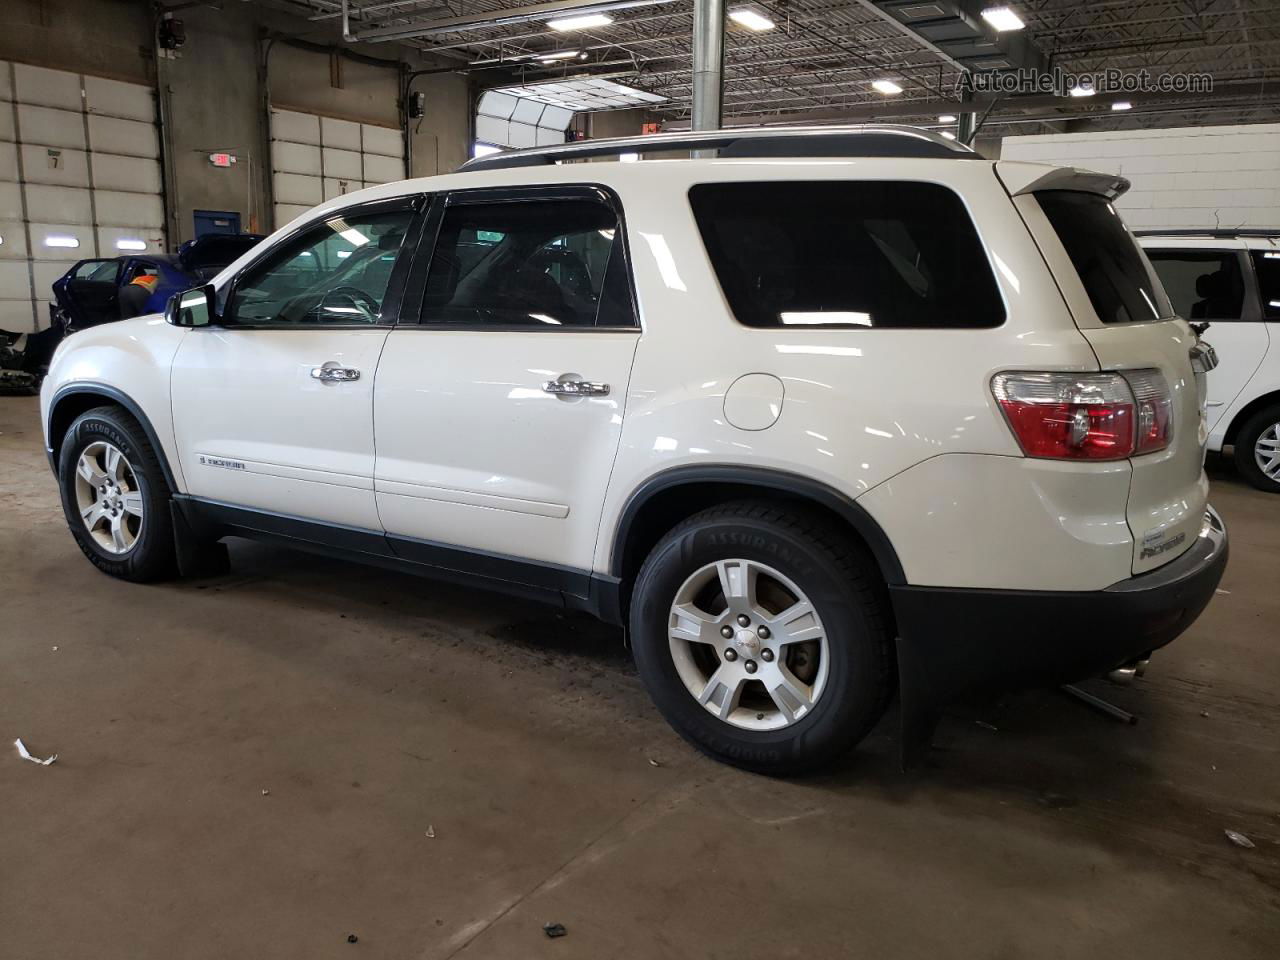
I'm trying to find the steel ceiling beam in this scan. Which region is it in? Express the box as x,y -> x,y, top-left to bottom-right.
341,0 -> 679,41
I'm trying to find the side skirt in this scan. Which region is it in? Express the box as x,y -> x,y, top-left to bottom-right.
172,496 -> 624,624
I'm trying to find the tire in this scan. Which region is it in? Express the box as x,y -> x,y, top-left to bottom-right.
57,405 -> 179,581
629,501 -> 893,775
1232,403 -> 1280,493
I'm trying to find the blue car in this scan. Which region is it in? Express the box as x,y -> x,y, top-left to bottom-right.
50,233 -> 264,331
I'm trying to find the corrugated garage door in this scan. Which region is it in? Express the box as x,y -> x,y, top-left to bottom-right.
0,60 -> 165,331
270,108 -> 405,229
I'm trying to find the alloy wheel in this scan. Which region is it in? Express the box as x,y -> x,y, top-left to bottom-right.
1255,422 -> 1280,482
668,558 -> 830,731
73,441 -> 144,555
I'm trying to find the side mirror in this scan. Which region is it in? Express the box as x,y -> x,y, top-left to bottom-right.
166,284 -> 218,327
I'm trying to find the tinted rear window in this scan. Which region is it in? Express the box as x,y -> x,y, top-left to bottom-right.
1251,250 -> 1280,320
688,181 -> 1005,329
1037,191 -> 1169,324
1145,250 -> 1245,320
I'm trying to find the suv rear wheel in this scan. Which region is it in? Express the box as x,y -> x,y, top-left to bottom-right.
630,502 -> 893,774
1233,403 -> 1280,493
57,406 -> 179,581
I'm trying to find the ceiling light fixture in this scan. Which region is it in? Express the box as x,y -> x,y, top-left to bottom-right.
547,13 -> 613,31
537,49 -> 582,62
980,6 -> 1025,32
938,114 -> 957,123
1069,84 -> 1095,97
1111,101 -> 1132,111
871,79 -> 903,95
44,235 -> 80,248
728,8 -> 775,31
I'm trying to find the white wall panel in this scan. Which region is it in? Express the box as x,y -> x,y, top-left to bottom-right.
88,115 -> 160,159
273,171 -> 323,205
15,104 -> 85,149
360,124 -> 400,157
24,184 -> 92,224
323,177 -> 364,201
84,76 -> 153,122
91,153 -> 162,194
0,300 -> 34,327
0,219 -> 28,257
20,144 -> 89,188
95,190 -> 164,228
272,109 -> 320,145
321,116 -> 361,150
13,64 -> 81,112
322,147 -> 362,179
98,226 -> 164,255
32,261 -> 72,306
362,153 -> 404,184
1001,123 -> 1280,231
273,202 -> 311,227
0,182 -> 21,220
0,108 -> 13,143
0,141 -> 19,182
0,64 -> 11,102
0,260 -> 31,299
271,140 -> 321,176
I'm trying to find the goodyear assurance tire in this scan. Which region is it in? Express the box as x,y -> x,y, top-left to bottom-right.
57,405 -> 178,582
1233,403 -> 1280,493
630,502 -> 893,774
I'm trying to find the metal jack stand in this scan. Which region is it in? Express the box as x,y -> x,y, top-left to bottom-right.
1059,684 -> 1138,725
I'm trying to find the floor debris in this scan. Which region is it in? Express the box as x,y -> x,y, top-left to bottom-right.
425,825 -> 435,838
14,738 -> 56,765
648,758 -> 662,767
347,933 -> 358,943
1224,829 -> 1256,849
543,922 -> 567,939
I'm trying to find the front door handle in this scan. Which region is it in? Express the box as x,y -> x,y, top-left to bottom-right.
311,361 -> 361,383
542,374 -> 610,398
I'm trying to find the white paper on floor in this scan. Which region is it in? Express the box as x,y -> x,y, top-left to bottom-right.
14,738 -> 57,766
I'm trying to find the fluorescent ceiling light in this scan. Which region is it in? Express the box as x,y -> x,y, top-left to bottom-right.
938,114 -> 957,123
980,6 -> 1025,31
548,13 -> 612,31
538,49 -> 581,62
871,79 -> 903,95
940,131 -> 956,140
619,152 -> 639,162
115,239 -> 147,251
728,8 -> 775,31
1069,84 -> 1095,97
1111,101 -> 1132,111
44,235 -> 79,248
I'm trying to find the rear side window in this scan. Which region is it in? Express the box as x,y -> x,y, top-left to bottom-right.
1251,251 -> 1280,319
1037,191 -> 1169,324
1146,250 -> 1245,320
688,181 -> 1004,329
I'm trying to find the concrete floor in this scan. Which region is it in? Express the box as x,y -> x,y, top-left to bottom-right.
1,394 -> 1277,960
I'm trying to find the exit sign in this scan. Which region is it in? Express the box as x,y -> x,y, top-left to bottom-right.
208,152 -> 236,168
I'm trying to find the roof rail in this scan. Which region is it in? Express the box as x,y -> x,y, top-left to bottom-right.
1134,228 -> 1280,238
459,124 -> 975,171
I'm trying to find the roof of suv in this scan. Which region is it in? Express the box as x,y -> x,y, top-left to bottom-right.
459,125 -> 976,171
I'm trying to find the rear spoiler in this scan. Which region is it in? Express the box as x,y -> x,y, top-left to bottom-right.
996,162 -> 1130,201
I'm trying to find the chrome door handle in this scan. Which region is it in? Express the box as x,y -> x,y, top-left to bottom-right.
311,361 -> 361,383
542,375 -> 610,398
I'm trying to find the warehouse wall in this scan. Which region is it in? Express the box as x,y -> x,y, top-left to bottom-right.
0,0 -> 472,252
1000,123 -> 1280,230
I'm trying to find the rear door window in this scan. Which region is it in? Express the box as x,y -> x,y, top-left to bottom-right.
1251,250 -> 1280,320
1145,250 -> 1245,320
687,181 -> 1004,329
1036,191 -> 1170,324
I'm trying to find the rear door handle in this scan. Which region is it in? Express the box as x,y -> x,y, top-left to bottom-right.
311,361 -> 361,383
542,374 -> 610,398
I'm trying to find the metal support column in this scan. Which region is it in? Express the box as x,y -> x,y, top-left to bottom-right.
691,0 -> 725,133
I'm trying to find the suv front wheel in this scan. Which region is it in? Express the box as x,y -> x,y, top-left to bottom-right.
630,502 -> 893,774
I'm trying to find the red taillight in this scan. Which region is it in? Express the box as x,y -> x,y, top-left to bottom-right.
992,370 -> 1172,461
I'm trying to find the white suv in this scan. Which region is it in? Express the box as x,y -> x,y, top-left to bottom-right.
40,127 -> 1228,773
1138,231 -> 1280,492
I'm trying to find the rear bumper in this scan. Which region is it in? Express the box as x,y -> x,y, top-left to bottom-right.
892,506 -> 1227,723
